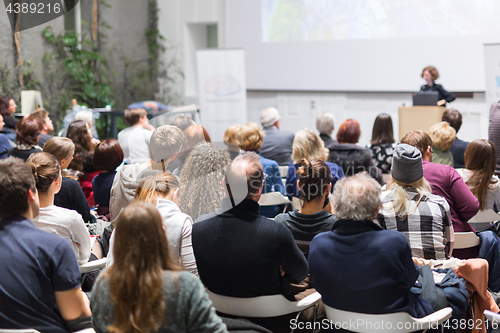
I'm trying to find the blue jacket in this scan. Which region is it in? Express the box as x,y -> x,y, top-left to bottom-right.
309,220 -> 434,318
478,230 -> 500,292
259,154 -> 285,218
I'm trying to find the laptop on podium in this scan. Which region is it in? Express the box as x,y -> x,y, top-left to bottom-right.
412,91 -> 439,106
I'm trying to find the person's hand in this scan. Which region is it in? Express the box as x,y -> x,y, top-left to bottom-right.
280,266 -> 285,276
91,138 -> 100,146
143,122 -> 155,131
437,99 -> 446,106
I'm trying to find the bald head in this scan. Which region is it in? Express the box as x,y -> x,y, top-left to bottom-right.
330,172 -> 382,221
224,152 -> 264,202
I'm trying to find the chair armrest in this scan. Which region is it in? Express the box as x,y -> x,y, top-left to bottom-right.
414,307 -> 452,325
296,292 -> 321,308
79,258 -> 107,273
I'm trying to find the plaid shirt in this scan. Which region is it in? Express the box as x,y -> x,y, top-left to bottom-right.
376,186 -> 454,260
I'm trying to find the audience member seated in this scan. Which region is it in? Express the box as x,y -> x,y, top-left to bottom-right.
367,113 -> 396,174
167,113 -> 195,171
117,108 -> 154,165
110,125 -> 183,221
259,107 -> 294,165
67,119 -> 99,205
27,152 -> 92,264
92,138 -> 124,218
238,122 -> 284,217
401,131 -> 479,259
170,113 -> 195,131
107,172 -> 198,276
44,137 -> 96,224
180,143 -> 231,221
377,144 -> 453,260
0,96 -> 18,133
428,121 -> 456,167
174,125 -> 211,176
316,112 -> 336,149
192,152 -> 308,332
442,108 -> 469,169
0,157 -> 91,331
286,128 -> 343,205
309,172 -> 467,328
457,139 -> 500,213
91,202 -> 227,333
29,109 -> 54,148
0,114 -> 12,159
8,115 -> 43,161
275,159 -> 336,258
328,119 -> 383,184
223,124 -> 242,160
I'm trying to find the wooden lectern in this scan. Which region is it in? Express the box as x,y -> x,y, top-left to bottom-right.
399,106 -> 446,140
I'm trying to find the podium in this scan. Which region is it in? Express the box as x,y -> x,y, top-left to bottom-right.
399,106 -> 446,140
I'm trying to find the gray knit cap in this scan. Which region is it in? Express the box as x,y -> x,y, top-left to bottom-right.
391,143 -> 424,184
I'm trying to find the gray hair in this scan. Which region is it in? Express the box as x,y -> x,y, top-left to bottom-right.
260,107 -> 281,128
170,114 -> 195,132
149,125 -> 184,163
316,113 -> 335,134
74,110 -> 94,124
331,172 -> 382,221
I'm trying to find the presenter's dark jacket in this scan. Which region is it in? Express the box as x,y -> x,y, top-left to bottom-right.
308,219 -> 434,318
420,83 -> 456,103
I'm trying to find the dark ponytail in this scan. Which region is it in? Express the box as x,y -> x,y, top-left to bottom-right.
297,158 -> 332,204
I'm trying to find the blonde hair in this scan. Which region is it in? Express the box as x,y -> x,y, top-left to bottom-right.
223,124 -> 242,145
428,122 -> 456,152
292,128 -> 328,164
238,122 -> 264,151
385,177 -> 432,217
43,137 -> 75,161
134,172 -> 179,204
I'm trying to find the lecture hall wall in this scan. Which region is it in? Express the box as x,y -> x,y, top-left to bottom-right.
158,0 -> 487,145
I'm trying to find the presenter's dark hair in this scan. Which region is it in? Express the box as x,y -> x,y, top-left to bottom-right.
442,109 -> 463,133
370,113 -> 394,145
0,157 -> 36,218
421,66 -> 439,81
337,119 -> 361,144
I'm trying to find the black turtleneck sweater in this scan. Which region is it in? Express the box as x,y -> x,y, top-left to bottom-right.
193,198 -> 308,301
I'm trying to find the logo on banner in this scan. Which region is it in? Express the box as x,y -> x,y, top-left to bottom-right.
205,74 -> 241,97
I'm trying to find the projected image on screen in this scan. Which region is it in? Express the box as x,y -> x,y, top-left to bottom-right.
262,0 -> 500,42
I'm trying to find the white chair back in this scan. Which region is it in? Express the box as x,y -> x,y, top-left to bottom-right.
453,232 -> 480,250
324,305 -> 452,333
79,258 -> 107,274
279,166 -> 288,178
207,290 -> 321,318
258,192 -> 291,206
468,209 -> 500,223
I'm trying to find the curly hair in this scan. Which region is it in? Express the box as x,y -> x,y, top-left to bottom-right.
179,142 -> 231,221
